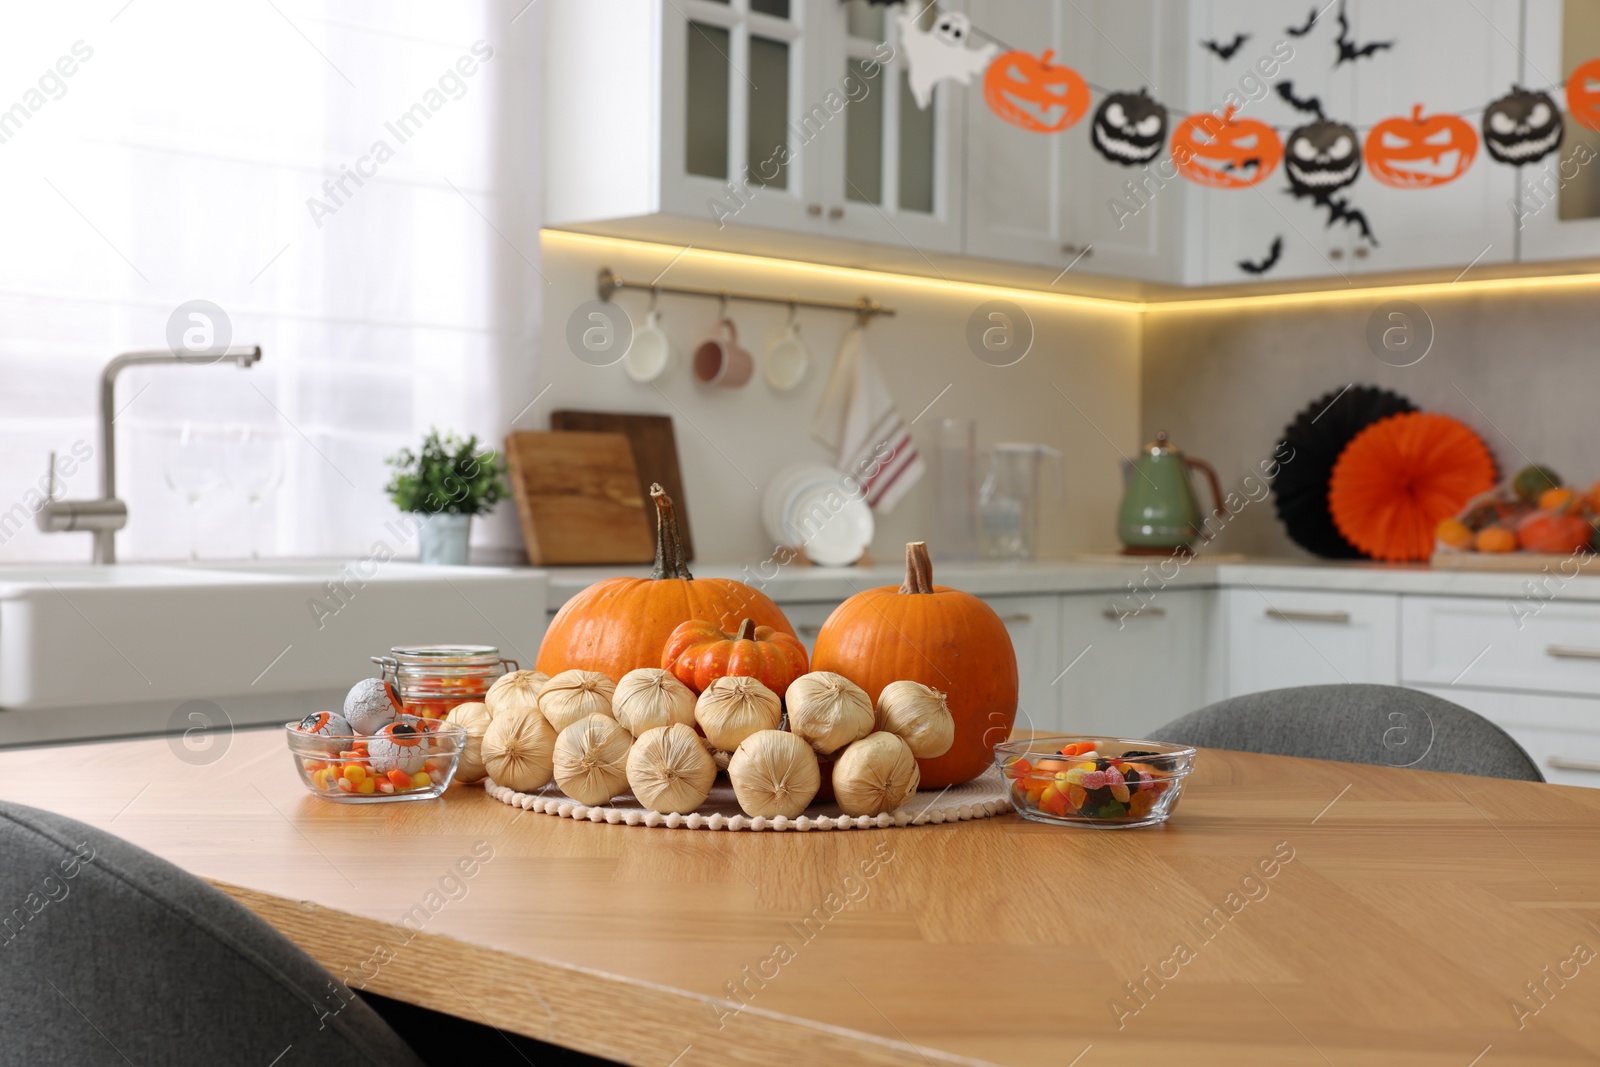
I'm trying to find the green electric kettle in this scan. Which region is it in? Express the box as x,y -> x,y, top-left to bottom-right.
1116,431 -> 1225,554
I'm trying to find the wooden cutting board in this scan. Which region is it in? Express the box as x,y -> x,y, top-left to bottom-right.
1432,550 -> 1598,573
503,431 -> 655,565
550,410 -> 694,561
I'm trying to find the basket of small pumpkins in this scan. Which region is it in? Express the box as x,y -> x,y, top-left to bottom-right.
449,485 -> 1019,829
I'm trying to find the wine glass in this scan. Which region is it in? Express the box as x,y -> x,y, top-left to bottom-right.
224,426 -> 285,560
163,422 -> 224,561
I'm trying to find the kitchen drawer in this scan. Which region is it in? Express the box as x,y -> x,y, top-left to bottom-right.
1056,590 -> 1207,739
1402,597 -> 1600,698
1223,589 -> 1399,696
1415,686 -> 1600,789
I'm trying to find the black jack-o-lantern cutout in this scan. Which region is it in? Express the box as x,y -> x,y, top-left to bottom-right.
1482,86 -> 1564,165
1090,88 -> 1169,165
1285,120 -> 1362,196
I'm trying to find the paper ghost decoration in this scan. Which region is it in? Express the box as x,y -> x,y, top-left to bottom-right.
898,9 -> 997,110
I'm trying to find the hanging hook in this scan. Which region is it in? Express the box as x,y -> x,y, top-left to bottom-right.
718,292 -> 730,320
786,300 -> 798,328
648,285 -> 659,314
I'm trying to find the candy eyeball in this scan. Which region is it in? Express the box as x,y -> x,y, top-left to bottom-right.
294,711 -> 352,756
368,721 -> 431,775
344,678 -> 403,735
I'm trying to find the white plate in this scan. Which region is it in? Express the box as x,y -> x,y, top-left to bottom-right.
762,462 -> 842,546
786,484 -> 873,566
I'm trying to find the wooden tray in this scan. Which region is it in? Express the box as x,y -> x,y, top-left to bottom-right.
1431,550 -> 1597,573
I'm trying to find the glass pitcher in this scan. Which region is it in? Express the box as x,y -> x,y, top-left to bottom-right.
932,418 -> 978,560
978,443 -> 1062,561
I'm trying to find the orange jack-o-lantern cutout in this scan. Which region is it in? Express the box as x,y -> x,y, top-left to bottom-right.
982,49 -> 1091,133
1364,105 -> 1479,188
1171,106 -> 1283,188
1567,58 -> 1600,131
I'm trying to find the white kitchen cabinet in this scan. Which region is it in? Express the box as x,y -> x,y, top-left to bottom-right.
1222,587 -> 1399,695
963,0 -> 1194,283
781,599 -> 838,656
1516,0 -> 1600,263
983,595 -> 1063,736
1054,589 -> 1209,739
1401,595 -> 1600,697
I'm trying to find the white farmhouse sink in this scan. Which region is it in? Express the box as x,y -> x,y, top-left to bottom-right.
0,562 -> 547,746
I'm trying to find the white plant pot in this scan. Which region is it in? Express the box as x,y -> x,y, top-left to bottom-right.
417,513 -> 471,565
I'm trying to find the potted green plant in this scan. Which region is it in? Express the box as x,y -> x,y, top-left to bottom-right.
384,429 -> 510,565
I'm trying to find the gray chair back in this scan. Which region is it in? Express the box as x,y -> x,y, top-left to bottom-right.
0,800 -> 424,1067
1151,684 -> 1543,782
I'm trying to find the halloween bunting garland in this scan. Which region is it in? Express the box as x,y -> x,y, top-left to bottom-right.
1090,89 -> 1168,166
1482,87 -> 1564,165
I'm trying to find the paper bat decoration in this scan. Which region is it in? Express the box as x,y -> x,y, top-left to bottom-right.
899,8 -> 997,109
1238,236 -> 1284,275
1276,80 -> 1326,119
1334,1 -> 1392,66
1200,33 -> 1250,60
1287,186 -> 1379,244
1287,7 -> 1320,37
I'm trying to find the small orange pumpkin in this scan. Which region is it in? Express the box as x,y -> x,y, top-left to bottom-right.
661,618 -> 809,695
1171,105 -> 1283,189
982,49 -> 1091,134
811,542 -> 1018,789
1365,104 -> 1479,188
1567,58 -> 1600,131
536,485 -> 796,682
1516,511 -> 1593,554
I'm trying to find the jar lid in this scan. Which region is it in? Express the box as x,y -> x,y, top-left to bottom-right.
384,644 -> 502,666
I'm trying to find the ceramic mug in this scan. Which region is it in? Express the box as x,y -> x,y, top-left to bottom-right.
763,320 -> 810,391
693,318 -> 754,387
624,308 -> 672,383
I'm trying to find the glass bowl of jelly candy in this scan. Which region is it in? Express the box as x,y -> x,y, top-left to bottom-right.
994,736 -> 1196,828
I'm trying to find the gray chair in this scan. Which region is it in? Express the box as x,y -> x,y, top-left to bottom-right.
0,800 -> 426,1067
1151,684 -> 1544,782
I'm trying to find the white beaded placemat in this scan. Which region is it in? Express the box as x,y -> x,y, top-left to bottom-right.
482,766 -> 1011,831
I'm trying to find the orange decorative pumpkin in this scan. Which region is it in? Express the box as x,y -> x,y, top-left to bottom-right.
1365,104 -> 1479,188
1567,58 -> 1600,131
1516,511 -> 1593,554
982,49 -> 1091,133
811,542 -> 1018,789
1171,106 -> 1283,188
661,618 -> 808,695
536,485 -> 796,682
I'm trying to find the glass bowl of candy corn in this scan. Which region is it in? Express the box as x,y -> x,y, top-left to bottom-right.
994,737 -> 1197,828
286,716 -> 466,803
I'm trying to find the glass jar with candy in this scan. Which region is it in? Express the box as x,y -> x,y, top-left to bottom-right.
371,644 -> 515,720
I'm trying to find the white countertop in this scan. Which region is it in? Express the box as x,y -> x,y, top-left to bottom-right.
540,553 -> 1600,608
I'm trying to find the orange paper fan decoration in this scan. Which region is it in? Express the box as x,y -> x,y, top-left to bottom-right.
1328,412 -> 1497,562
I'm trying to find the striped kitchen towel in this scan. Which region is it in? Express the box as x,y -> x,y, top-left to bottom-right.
810,324 -> 924,514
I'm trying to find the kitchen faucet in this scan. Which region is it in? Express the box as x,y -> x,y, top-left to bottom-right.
36,346 -> 263,563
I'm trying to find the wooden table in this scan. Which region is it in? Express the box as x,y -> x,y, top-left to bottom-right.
3,727 -> 1598,1066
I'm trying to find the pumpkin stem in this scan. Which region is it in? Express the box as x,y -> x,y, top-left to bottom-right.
899,541 -> 935,595
735,619 -> 756,640
649,483 -> 693,580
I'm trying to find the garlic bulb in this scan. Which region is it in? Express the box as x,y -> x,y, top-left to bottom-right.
694,676 -> 781,752
613,668 -> 697,738
626,723 -> 717,814
833,732 -> 920,816
485,670 -> 548,717
727,730 -> 820,819
481,705 -> 556,792
874,681 -> 956,759
785,672 -> 874,755
552,713 -> 633,806
539,670 -> 617,733
445,701 -> 494,784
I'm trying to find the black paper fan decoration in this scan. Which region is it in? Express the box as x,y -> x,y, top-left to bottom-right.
1271,385 -> 1417,559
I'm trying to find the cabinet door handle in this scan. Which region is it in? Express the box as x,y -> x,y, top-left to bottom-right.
806,203 -> 822,216
1546,645 -> 1600,661
1103,607 -> 1166,620
1547,756 -> 1600,774
828,206 -> 844,219
997,613 -> 1033,625
1265,608 -> 1351,624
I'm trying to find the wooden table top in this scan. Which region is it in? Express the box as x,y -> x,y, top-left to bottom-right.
3,727 -> 1599,1066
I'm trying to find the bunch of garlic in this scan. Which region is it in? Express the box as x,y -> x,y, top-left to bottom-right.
832,731 -> 920,816
539,670 -> 617,732
613,668 -> 697,738
728,729 -> 820,819
785,672 -> 874,755
444,701 -> 494,784
552,713 -> 634,806
874,681 -> 955,758
626,723 -> 717,815
694,676 -> 781,752
485,669 -> 549,717
481,704 -> 556,792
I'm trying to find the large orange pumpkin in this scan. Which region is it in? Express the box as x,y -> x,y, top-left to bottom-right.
810,542 -> 1017,789
982,49 -> 1091,134
1171,105 -> 1283,189
1567,58 -> 1600,131
1364,104 -> 1479,188
536,485 -> 795,681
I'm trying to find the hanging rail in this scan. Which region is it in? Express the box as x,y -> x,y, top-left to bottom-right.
596,267 -> 895,321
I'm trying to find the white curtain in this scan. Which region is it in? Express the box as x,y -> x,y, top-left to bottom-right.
0,0 -> 542,562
